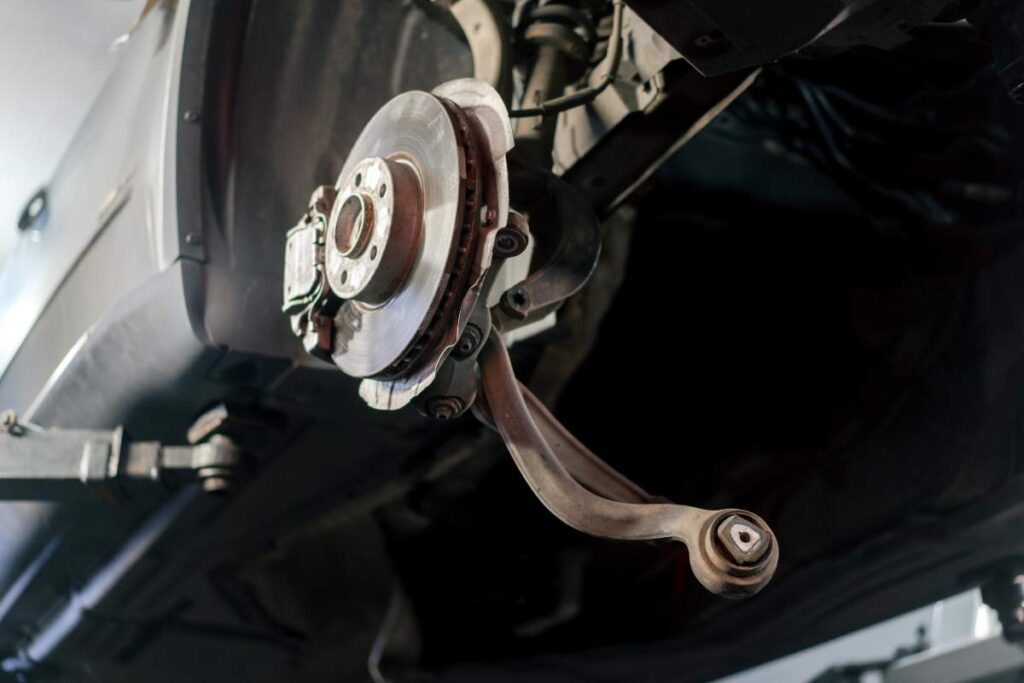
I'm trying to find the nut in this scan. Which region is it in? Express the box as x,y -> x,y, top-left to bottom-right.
426,396 -> 465,421
716,514 -> 769,565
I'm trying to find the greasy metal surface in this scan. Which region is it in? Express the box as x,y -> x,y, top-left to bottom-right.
478,336 -> 778,598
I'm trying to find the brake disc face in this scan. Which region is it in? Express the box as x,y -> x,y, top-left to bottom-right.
283,79 -> 514,410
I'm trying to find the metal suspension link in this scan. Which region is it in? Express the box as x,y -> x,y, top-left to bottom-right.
477,336 -> 779,598
0,407 -> 246,500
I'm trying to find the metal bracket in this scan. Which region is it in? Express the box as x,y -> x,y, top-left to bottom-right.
495,168 -> 601,331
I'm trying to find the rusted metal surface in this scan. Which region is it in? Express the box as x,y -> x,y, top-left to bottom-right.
327,90 -> 476,381
496,171 -> 602,329
283,80 -> 516,411
476,383 -> 654,505
325,157 -> 423,306
478,336 -> 779,598
493,210 -> 530,258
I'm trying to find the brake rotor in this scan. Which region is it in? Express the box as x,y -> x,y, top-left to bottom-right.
282,78 -> 779,600
313,80 -> 513,409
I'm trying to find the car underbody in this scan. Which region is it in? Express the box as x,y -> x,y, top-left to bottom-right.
2,1 -> 1024,681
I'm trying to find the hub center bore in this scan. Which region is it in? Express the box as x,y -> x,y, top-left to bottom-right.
325,156 -> 423,307
334,193 -> 373,257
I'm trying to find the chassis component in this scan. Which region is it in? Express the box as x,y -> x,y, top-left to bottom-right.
477,337 -> 778,597
8,0 -> 1024,679
284,79 -> 514,412
282,77 -> 779,598
0,408 -> 245,499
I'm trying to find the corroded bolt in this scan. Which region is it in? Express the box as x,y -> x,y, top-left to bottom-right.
453,323 -> 484,360
494,212 -> 529,258
716,514 -> 769,565
0,411 -> 16,434
494,228 -> 527,258
426,396 -> 464,421
500,286 -> 531,320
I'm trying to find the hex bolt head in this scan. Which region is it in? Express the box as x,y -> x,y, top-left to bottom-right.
494,228 -> 528,258
716,514 -> 769,565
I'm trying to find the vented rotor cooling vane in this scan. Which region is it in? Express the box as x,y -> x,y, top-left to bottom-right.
283,79 -> 779,599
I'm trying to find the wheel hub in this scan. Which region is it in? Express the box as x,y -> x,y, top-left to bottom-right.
283,80 -> 514,407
